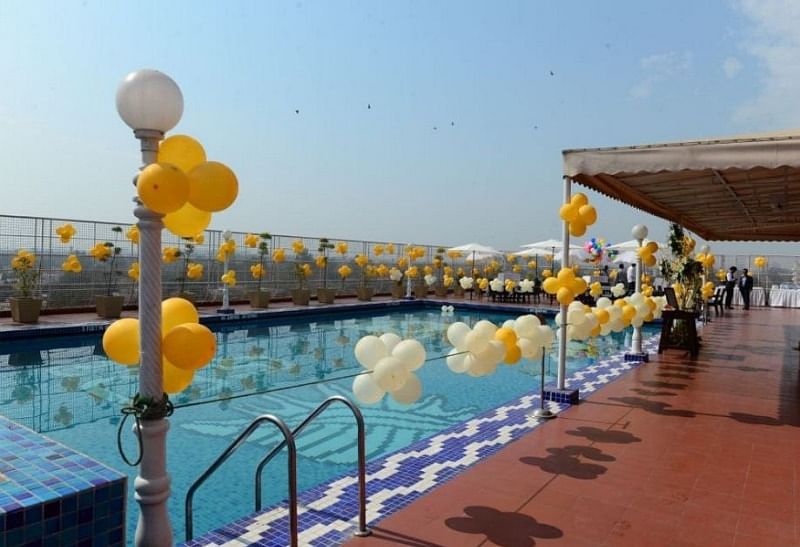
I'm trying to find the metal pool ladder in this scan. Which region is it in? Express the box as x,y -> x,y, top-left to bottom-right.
184,396 -> 371,544
255,396 -> 371,537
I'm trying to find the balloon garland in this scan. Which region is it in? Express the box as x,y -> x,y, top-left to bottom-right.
352,335 -> 426,405
558,192 -> 597,237
541,267 -> 587,305
637,241 -> 660,267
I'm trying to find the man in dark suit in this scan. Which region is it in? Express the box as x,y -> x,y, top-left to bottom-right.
739,268 -> 754,310
725,266 -> 737,309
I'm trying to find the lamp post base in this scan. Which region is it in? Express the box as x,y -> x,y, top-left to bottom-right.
217,308 -> 235,315
531,408 -> 557,420
624,352 -> 649,363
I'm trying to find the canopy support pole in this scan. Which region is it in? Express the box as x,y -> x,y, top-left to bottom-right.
557,176 -> 571,390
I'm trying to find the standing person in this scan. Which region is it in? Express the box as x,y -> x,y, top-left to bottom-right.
739,268 -> 754,310
725,266 -> 738,309
626,262 -> 636,294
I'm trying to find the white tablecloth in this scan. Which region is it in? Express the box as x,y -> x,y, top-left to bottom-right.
768,287 -> 800,308
732,286 -> 766,307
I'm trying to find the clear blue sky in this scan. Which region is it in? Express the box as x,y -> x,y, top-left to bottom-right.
0,0 -> 796,254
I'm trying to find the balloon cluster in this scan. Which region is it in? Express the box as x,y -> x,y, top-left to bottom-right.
558,193 -> 597,237
556,293 -> 666,340
754,256 -> 767,268
459,277 -> 474,290
610,282 -> 627,298
440,305 -> 455,316
701,281 -> 715,300
445,316 -> 555,377
583,238 -> 609,264
695,252 -> 715,269
102,297 -> 216,393
542,267 -> 588,305
589,281 -> 602,298
352,335 -> 426,405
136,135 -> 238,238
637,241 -> 659,267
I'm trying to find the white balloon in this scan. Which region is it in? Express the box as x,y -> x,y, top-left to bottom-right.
446,349 -> 469,373
538,326 -> 555,346
390,373 -> 422,404
635,303 -> 649,317
629,292 -> 644,306
568,301 -> 584,312
465,330 -> 490,354
554,312 -> 563,326
600,323 -> 612,336
596,297 -> 612,309
518,337 -> 536,359
502,319 -> 516,331
372,356 -> 410,391
379,333 -> 402,353
567,309 -> 586,326
352,374 -> 385,405
486,340 -> 507,365
392,339 -> 426,371
584,313 -> 598,329
354,336 -> 388,370
446,322 -> 471,350
631,317 -> 644,328
473,320 -> 497,338
514,315 -> 540,338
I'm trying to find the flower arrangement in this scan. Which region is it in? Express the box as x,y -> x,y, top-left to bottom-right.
125,225 -> 139,245
295,263 -> 313,289
55,223 -> 77,244
90,226 -> 123,296
338,264 -> 353,288
177,235 -> 204,295
249,232 -> 272,294
354,254 -> 370,288
61,255 -> 82,274
11,249 -> 39,298
659,222 -> 703,310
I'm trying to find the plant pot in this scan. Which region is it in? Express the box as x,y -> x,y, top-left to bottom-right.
414,285 -> 427,299
454,286 -> 465,299
95,295 -> 124,319
10,297 -> 42,324
434,286 -> 448,298
317,288 -> 336,304
291,289 -> 311,306
249,289 -> 271,309
356,287 -> 374,302
390,285 -> 404,299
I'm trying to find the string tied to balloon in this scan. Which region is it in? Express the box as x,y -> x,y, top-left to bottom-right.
116,393 -> 174,467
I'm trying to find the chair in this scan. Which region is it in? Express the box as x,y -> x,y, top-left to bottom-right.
707,286 -> 724,316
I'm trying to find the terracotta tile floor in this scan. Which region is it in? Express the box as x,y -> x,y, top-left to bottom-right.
347,308 -> 800,547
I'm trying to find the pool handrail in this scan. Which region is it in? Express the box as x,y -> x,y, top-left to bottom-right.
254,395 -> 371,537
185,414 -> 298,545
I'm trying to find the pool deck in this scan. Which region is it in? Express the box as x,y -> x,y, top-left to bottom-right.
346,307 -> 800,547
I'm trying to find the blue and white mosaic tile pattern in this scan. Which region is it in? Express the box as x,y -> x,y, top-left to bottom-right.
0,416 -> 127,547
183,335 -> 660,547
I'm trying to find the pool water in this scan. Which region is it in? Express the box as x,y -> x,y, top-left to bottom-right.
0,307 -> 655,542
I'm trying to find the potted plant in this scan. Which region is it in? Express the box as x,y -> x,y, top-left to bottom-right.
248,232 -> 272,308
316,238 -> 336,304
9,249 -> 42,323
389,267 -> 404,298
292,262 -> 313,305
354,254 -> 373,301
433,249 -> 448,297
91,226 -> 124,318
176,235 -> 204,302
338,263 -> 353,296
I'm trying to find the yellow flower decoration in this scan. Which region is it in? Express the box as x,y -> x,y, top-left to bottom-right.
221,270 -> 237,286
397,257 -> 408,269
423,265 -> 433,276
512,264 -> 522,273
715,268 -> 727,281
457,267 -> 465,276
335,242 -> 348,255
447,250 -> 462,260
244,233 -> 260,248
478,278 -> 489,291
186,263 -> 204,280
55,223 -> 77,244
433,257 -> 443,268
292,240 -> 306,254
373,244 -> 384,256
128,262 -> 140,281
216,239 -> 236,262
528,260 -> 537,269
609,269 -> 618,280
443,275 -> 454,287
354,254 -> 369,268
250,264 -> 265,279
89,242 -> 112,262
405,266 -> 419,279
11,250 -> 35,271
272,248 -> 286,263
386,243 -> 396,255
506,254 -> 517,264
126,225 -> 139,244
315,255 -> 327,269
61,255 -> 82,273
338,264 -> 352,279
162,247 -> 180,264
504,279 -> 517,292
375,264 -> 389,277
444,265 -> 453,276
193,233 -> 205,245
301,263 -> 313,278
754,256 -> 767,268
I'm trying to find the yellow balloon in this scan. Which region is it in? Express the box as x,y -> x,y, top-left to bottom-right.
158,135 -> 206,173
645,241 -> 659,253
494,327 -> 517,349
137,163 -> 190,214
102,318 -> 140,366
644,254 -> 657,267
557,267 -> 575,283
558,203 -> 579,222
578,204 -> 597,225
163,323 -> 217,371
503,344 -> 521,365
571,277 -> 587,295
162,297 -> 199,333
622,305 -> 636,321
569,220 -> 587,237
614,298 -> 626,308
187,161 -> 239,212
163,358 -> 194,394
594,308 -> 610,324
556,287 -> 574,305
570,193 -> 588,207
163,203 -> 212,238
542,276 -> 560,294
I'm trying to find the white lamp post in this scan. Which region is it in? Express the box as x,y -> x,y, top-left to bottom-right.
218,229 -> 235,314
630,224 -> 648,356
404,244 -> 414,299
116,68 -> 183,547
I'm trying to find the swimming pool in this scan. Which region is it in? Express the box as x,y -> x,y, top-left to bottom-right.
0,306 -> 656,542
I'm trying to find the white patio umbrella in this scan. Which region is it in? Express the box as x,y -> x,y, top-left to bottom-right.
448,243 -> 502,299
612,250 -> 639,264
521,239 -> 583,251
608,238 -> 660,251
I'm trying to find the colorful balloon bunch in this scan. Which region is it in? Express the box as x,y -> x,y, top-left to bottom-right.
445,315 -> 555,377
101,297 -> 217,394
352,334 -> 426,405
583,238 -> 609,264
558,192 -> 597,237
542,267 -> 588,305
136,135 -> 238,238
754,256 -> 767,268
637,241 -> 659,267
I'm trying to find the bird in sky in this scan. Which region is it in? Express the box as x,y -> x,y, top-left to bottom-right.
295,109 -> 300,114
367,103 -> 371,109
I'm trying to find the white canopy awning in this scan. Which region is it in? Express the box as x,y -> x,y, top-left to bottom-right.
562,129 -> 800,241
